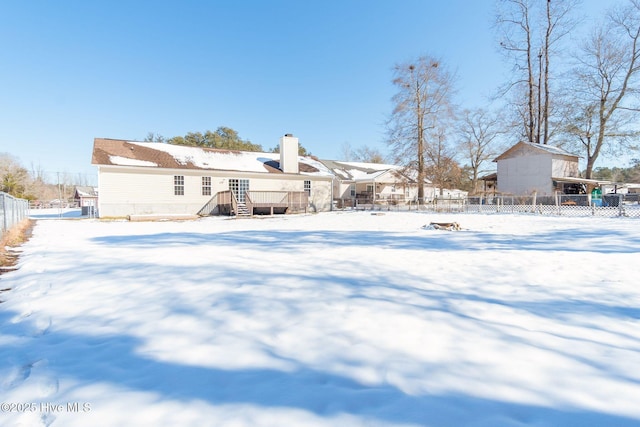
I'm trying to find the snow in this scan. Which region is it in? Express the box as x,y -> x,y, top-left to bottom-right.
326,160 -> 399,181
122,142 -> 334,177
136,141 -> 274,171
1,211 -> 640,427
108,155 -> 158,167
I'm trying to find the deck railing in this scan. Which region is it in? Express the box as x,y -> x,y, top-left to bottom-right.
245,191 -> 308,215
286,191 -> 309,211
197,192 -> 219,216
197,190 -> 236,216
199,190 -> 308,216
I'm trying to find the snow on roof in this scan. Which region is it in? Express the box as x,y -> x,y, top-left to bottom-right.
109,155 -> 158,167
319,160 -> 403,182
135,141 -> 279,172
494,141 -> 579,162
92,139 -> 334,177
335,161 -> 394,171
526,142 -> 578,157
74,186 -> 98,197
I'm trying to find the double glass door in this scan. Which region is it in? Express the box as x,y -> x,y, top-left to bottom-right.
229,179 -> 249,203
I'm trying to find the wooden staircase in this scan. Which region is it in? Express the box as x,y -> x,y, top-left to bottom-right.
234,202 -> 251,217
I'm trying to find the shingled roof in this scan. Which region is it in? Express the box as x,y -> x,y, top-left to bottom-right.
91,138 -> 332,176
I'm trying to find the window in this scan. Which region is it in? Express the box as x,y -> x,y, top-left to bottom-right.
202,176 -> 211,196
174,175 -> 184,195
349,183 -> 356,197
304,180 -> 311,196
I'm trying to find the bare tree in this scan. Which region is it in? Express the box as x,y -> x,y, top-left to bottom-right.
567,0 -> 640,179
353,146 -> 387,164
495,0 -> 578,144
339,142 -> 355,162
387,55 -> 456,203
424,125 -> 460,195
496,0 -> 535,142
457,108 -> 506,195
339,143 -> 387,163
143,132 -> 166,143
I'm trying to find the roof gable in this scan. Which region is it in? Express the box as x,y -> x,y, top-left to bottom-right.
494,141 -> 579,162
74,186 -> 98,197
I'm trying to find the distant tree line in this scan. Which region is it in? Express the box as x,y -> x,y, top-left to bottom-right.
0,153 -> 86,202
591,159 -> 640,183
146,126 -> 313,156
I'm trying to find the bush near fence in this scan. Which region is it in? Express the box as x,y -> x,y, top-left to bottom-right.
1,192 -> 30,237
335,193 -> 639,218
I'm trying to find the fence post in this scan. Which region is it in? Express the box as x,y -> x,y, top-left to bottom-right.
619,194 -> 624,217
1,193 -> 7,232
532,191 -> 537,214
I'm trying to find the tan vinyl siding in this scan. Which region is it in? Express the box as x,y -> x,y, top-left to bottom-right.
98,167 -> 219,217
97,166 -> 332,217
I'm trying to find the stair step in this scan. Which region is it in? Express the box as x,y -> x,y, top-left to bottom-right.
235,202 -> 251,216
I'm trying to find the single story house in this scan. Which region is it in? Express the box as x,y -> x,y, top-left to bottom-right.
73,186 -> 98,215
602,182 -> 640,194
91,134 -> 334,218
493,141 -> 609,195
319,160 -> 437,205
627,184 -> 640,194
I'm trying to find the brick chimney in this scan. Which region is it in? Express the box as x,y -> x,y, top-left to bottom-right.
279,134 -> 299,174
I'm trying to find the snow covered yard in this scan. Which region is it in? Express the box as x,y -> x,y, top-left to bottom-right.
1,211 -> 639,427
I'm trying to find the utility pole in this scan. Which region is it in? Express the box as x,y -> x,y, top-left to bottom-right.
57,172 -> 62,218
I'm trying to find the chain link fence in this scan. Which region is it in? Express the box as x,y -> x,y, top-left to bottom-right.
1,192 -> 30,238
335,192 -> 640,218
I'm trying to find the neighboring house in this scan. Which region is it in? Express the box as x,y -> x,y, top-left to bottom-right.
91,135 -> 334,218
494,141 -> 607,195
73,186 -> 98,207
628,184 -> 640,194
319,160 -> 436,204
478,172 -> 498,195
602,182 -> 640,194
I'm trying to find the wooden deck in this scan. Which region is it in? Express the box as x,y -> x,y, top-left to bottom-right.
198,191 -> 308,216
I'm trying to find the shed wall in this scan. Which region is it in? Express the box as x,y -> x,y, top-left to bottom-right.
497,154 -> 554,195
551,158 -> 579,178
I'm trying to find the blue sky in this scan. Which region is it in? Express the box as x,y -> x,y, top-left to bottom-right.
0,0 -> 614,184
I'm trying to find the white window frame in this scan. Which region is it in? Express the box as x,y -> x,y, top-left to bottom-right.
202,176 -> 211,196
174,175 -> 184,196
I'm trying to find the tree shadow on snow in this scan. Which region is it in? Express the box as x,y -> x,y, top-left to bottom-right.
5,222 -> 640,425
1,306 -> 639,427
90,227 -> 640,254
